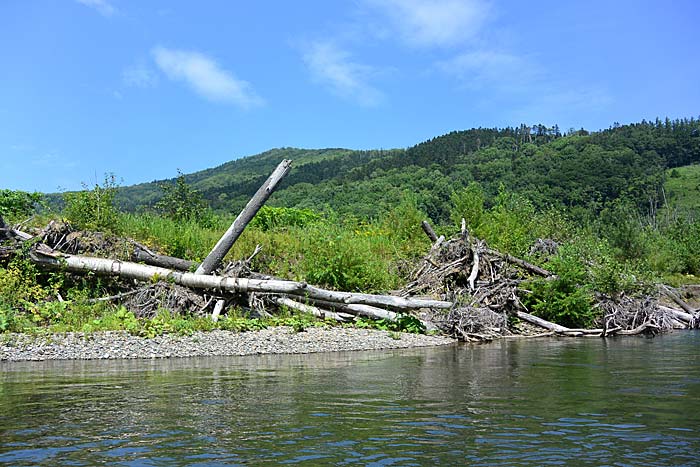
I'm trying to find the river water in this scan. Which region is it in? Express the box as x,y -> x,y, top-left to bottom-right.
1,332 -> 699,466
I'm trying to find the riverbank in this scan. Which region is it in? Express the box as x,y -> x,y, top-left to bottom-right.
0,327 -> 456,362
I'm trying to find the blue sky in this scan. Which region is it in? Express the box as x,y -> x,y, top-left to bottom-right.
2,0 -> 699,192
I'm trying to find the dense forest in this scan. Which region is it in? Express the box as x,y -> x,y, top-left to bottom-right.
108,118 -> 700,224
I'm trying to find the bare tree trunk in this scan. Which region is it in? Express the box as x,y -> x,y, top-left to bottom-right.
196,159 -> 292,275
421,220 -> 438,242
31,250 -> 453,311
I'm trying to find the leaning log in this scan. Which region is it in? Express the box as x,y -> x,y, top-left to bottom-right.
31,250 -> 453,311
196,159 -> 292,275
486,249 -> 553,277
661,285 -> 696,315
421,220 -> 438,242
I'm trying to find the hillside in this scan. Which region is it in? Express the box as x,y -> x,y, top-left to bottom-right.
665,164 -> 700,214
113,118 -> 700,223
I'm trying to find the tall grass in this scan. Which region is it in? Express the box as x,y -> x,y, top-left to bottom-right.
117,208 -> 430,293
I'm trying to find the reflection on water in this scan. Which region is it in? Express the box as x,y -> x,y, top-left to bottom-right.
1,332 -> 699,466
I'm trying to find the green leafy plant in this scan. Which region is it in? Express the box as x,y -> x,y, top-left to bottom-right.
0,189 -> 43,221
63,173 -> 120,232
523,247 -> 597,328
251,206 -> 322,231
156,170 -> 214,227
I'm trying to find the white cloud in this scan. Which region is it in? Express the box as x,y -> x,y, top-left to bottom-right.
365,0 -> 491,47
152,46 -> 263,108
302,41 -> 383,107
122,64 -> 158,88
436,50 -> 540,91
76,0 -> 117,17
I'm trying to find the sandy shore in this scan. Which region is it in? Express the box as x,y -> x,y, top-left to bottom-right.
0,327 -> 456,362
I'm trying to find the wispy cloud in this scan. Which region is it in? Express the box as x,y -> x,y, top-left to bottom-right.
365,0 -> 491,48
76,0 -> 117,17
152,46 -> 263,108
30,153 -> 78,169
122,63 -> 158,88
436,50 -> 540,91
302,41 -> 383,107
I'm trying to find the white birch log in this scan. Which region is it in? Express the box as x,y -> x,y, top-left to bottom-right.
31,251 -> 453,310
196,159 -> 292,275
303,298 -> 399,321
271,297 -> 352,322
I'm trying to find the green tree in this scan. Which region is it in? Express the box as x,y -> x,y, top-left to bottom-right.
156,171 -> 212,225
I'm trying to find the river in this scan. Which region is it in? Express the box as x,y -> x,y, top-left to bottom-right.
1,332 -> 699,466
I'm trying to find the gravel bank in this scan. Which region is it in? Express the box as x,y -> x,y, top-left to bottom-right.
0,327 -> 455,361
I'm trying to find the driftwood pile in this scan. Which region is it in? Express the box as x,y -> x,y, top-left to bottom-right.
401,221 -> 700,340
2,159 -> 699,340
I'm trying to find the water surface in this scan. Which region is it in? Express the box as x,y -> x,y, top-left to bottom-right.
1,332 -> 699,465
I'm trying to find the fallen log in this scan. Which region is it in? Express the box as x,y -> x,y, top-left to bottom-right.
271,297 -> 352,322
303,298 -> 399,322
658,305 -> 694,324
515,310 -> 571,333
196,159 -> 292,275
31,249 -> 453,311
132,247 -> 197,271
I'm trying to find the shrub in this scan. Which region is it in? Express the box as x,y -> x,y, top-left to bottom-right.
63,174 -> 120,232
156,171 -> 214,227
0,189 -> 43,221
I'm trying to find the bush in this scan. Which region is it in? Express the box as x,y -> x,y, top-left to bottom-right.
523,246 -> 597,328
156,171 -> 214,227
0,189 -> 43,221
63,174 -> 120,232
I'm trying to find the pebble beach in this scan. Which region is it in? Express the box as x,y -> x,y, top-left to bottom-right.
0,327 -> 455,362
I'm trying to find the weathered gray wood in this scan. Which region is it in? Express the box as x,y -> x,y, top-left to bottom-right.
421,220 -> 438,242
487,249 -> 553,277
303,298 -> 399,321
516,310 -> 570,333
196,159 -> 292,275
132,248 -> 197,271
31,250 -> 453,310
271,297 -> 352,322
661,286 -> 696,315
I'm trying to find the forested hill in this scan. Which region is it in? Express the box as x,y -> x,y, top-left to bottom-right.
116,117 -> 700,223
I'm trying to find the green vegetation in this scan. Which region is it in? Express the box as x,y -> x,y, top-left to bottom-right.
3,116 -> 700,335
0,189 -> 43,222
664,164 -> 700,216
63,174 -> 120,231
